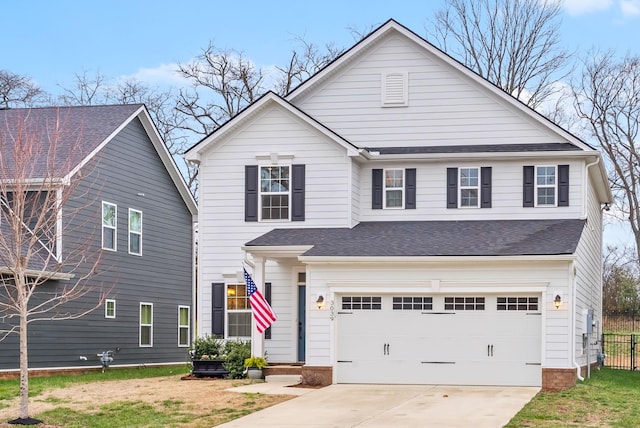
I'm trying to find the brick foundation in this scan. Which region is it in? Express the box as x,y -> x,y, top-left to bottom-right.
542,368 -> 578,392
301,365 -> 332,387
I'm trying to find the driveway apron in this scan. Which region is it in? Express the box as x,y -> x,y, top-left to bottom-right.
218,384 -> 539,427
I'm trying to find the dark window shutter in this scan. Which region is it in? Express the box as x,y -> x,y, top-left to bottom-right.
558,164 -> 569,207
245,165 -> 259,221
264,282 -> 272,339
446,168 -> 458,209
481,167 -> 492,208
292,164 -> 305,221
405,168 -> 416,209
372,169 -> 383,209
523,166 -> 535,207
212,283 -> 225,338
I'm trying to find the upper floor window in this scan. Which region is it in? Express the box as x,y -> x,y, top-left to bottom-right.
384,169 -> 404,208
372,168 -> 416,210
536,166 -> 556,206
105,299 -> 116,318
102,202 -> 117,251
1,190 -> 57,255
128,209 -> 142,255
260,165 -> 290,220
523,165 -> 569,208
459,167 -> 479,208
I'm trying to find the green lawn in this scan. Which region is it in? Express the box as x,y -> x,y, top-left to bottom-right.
506,368 -> 640,427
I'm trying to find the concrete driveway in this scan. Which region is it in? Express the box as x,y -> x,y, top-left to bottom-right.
219,383 -> 539,427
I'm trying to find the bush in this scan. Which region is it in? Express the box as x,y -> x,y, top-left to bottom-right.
223,340 -> 251,379
191,335 -> 224,360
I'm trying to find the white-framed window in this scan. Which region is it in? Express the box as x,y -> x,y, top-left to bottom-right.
536,166 -> 556,206
128,209 -> 142,255
227,283 -> 251,337
260,165 -> 290,220
102,201 -> 117,251
178,306 -> 190,347
105,299 -> 116,318
384,169 -> 404,209
459,167 -> 480,208
139,302 -> 153,347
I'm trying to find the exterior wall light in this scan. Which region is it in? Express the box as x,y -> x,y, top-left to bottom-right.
554,294 -> 562,309
316,295 -> 325,310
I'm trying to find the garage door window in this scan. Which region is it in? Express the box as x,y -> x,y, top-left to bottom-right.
392,296 -> 432,310
342,296 -> 382,310
444,297 -> 485,310
497,297 -> 538,311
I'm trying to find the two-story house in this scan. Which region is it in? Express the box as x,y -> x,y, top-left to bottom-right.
185,20 -> 611,391
0,104 -> 197,373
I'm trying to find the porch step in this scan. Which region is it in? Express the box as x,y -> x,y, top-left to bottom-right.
263,364 -> 303,378
265,374 -> 301,384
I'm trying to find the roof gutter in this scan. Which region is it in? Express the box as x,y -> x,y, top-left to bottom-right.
298,254 -> 577,264
0,268 -> 73,281
357,150 -> 600,162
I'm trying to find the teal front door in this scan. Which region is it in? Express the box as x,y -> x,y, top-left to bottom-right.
298,285 -> 306,362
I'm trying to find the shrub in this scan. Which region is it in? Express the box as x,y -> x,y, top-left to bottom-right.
191,335 -> 224,360
223,340 -> 251,379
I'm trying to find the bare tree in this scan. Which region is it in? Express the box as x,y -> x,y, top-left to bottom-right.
0,109 -> 107,423
429,0 -> 570,110
57,70 -> 108,106
573,51 -> 640,264
0,70 -> 46,109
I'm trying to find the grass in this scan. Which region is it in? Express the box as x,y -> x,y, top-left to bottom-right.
506,368 -> 640,427
0,365 -> 189,401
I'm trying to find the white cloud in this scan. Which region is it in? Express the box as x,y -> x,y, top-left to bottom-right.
120,63 -> 188,88
562,0 -> 613,15
621,0 -> 640,16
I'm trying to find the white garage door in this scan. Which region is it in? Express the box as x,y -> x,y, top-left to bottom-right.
336,294 -> 541,386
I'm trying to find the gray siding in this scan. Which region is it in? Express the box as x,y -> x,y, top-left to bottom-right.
0,118 -> 193,370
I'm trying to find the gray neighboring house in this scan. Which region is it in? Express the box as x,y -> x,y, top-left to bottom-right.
0,104 -> 197,372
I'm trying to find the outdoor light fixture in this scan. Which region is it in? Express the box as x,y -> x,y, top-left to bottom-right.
554,294 -> 562,309
316,295 -> 325,310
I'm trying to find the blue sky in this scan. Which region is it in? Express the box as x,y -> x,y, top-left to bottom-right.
3,0 -> 640,94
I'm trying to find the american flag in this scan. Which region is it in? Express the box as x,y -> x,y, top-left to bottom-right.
244,268 -> 277,333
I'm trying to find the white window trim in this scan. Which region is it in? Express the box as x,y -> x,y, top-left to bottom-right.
458,167 -> 480,208
139,302 -> 153,347
105,299 -> 116,319
381,71 -> 409,107
102,201 -> 117,251
226,283 -> 252,339
534,165 -> 557,207
178,305 -> 190,347
128,208 -> 143,256
258,164 -> 292,222
383,168 -> 405,209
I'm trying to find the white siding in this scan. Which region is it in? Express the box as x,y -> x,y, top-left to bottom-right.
358,159 -> 584,221
197,105 -> 353,360
293,33 -> 561,148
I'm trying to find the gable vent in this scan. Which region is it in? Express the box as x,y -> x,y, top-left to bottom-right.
382,72 -> 408,107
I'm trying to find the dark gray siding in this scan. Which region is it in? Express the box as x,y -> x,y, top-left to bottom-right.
0,118 -> 194,370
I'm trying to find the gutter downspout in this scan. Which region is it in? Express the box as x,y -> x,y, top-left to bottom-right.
582,157 -> 600,219
571,261 -> 585,382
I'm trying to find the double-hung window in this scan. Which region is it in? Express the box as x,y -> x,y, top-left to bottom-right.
178,306 -> 190,347
105,299 -> 116,318
140,303 -> 153,347
459,167 -> 479,208
128,209 -> 142,255
536,166 -> 556,206
227,283 -> 251,337
384,169 -> 404,208
102,202 -> 117,251
260,165 -> 290,220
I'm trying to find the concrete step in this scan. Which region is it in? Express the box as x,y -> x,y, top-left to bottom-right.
263,364 -> 303,377
265,374 -> 301,384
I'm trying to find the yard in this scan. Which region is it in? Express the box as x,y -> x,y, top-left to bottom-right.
2,366 -> 640,427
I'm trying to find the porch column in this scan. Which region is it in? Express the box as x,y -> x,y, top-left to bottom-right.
251,256 -> 266,358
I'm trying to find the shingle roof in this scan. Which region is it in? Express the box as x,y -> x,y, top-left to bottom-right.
0,104 -> 142,178
366,143 -> 582,155
245,219 -> 585,257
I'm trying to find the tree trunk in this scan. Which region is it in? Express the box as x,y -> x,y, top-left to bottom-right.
19,308 -> 29,419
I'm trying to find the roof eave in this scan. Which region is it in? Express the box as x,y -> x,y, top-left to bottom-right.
299,254 -> 577,264
359,150 -> 602,162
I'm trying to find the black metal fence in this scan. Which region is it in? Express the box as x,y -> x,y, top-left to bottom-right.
602,310 -> 640,370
